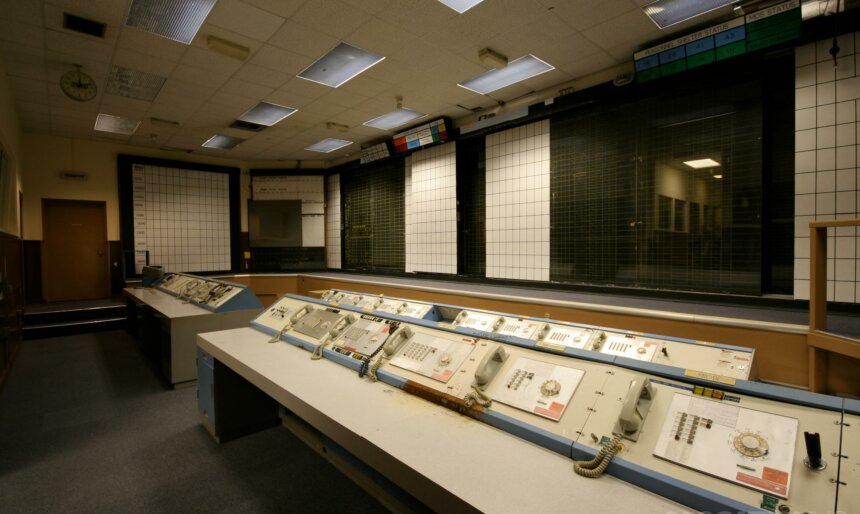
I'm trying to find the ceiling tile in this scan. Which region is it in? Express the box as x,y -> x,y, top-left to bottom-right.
316,88 -> 370,109
206,0 -> 286,41
557,51 -> 618,78
179,46 -> 245,76
113,47 -> 177,77
170,64 -> 231,91
235,63 -> 292,89
273,77 -> 329,101
207,91 -> 258,111
301,98 -> 348,118
43,3 -> 120,44
267,20 -> 339,60
217,77 -> 274,101
264,88 -> 317,109
376,0 -> 457,37
582,8 -> 656,50
339,0 -> 393,14
238,0 -> 307,19
45,29 -> 114,63
116,26 -> 188,62
7,64 -> 48,83
191,24 -> 265,58
0,18 -> 45,47
291,0 -> 372,40
0,0 -> 43,26
1,42 -> 46,65
549,0 -> 639,32
248,44 -> 313,74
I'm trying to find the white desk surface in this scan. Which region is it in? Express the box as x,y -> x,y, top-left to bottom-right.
198,327 -> 689,514
124,287 -> 210,319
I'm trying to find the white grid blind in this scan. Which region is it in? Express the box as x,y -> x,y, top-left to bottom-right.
132,164 -> 231,273
326,173 -> 342,269
485,120 -> 550,281
794,34 -> 860,302
406,142 -> 457,274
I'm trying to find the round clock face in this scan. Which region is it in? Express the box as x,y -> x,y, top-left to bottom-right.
60,69 -> 97,102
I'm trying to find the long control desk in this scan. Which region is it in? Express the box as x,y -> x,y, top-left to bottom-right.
197,327 -> 687,513
124,286 -> 260,385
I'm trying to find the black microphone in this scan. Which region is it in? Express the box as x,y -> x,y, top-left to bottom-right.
803,431 -> 825,470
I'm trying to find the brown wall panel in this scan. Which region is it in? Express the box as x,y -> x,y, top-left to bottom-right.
0,231 -> 23,388
229,275 -> 298,306
23,240 -> 41,304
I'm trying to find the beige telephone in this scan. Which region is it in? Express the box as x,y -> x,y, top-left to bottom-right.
268,305 -> 312,344
311,313 -> 355,360
366,326 -> 415,382
613,378 -> 655,441
465,345 -> 508,408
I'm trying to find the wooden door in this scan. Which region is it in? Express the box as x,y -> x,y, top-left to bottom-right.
42,199 -> 110,301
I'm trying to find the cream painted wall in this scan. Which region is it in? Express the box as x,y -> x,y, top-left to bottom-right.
22,135 -> 268,240
0,53 -> 22,237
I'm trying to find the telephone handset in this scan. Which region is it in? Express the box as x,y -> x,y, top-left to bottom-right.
383,325 -> 413,357
268,305 -> 313,343
536,324 -> 551,342
311,313 -> 355,360
490,317 -> 505,332
474,345 -> 507,388
613,378 -> 654,441
366,326 -> 414,382
464,345 -> 508,408
590,331 -> 606,350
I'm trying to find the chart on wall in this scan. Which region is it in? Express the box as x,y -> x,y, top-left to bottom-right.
132,164 -> 231,274
251,175 -> 325,247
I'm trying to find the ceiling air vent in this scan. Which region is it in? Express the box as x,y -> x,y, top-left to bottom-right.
229,120 -> 266,132
63,13 -> 106,38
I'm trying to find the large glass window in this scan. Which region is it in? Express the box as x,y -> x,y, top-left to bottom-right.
551,77 -> 764,295
341,159 -> 405,271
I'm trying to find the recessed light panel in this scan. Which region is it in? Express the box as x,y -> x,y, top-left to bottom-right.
642,0 -> 736,29
437,0 -> 484,13
125,0 -> 217,44
202,134 -> 245,149
363,108 -> 427,131
305,138 -> 353,153
683,158 -> 720,169
238,102 -> 297,126
458,55 -> 554,95
105,66 -> 166,102
94,113 -> 141,135
298,42 -> 385,88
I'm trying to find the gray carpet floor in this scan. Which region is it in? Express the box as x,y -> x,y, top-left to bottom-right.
0,331 -> 389,513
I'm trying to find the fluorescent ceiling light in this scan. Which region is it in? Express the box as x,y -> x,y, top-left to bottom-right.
94,113 -> 140,135
125,0 -> 217,44
363,108 -> 427,131
438,0 -> 484,13
305,138 -> 353,153
238,102 -> 297,126
683,158 -> 720,169
202,134 -> 245,149
458,54 -> 554,95
298,42 -> 385,88
105,66 -> 166,102
642,0 -> 735,29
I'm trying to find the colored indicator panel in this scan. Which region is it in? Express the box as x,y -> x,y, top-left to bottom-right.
686,37 -> 715,56
747,20 -> 800,42
635,54 -> 660,72
747,9 -> 800,32
660,59 -> 686,77
716,40 -> 746,60
637,67 -> 661,83
746,29 -> 799,52
659,47 -> 685,64
715,26 -> 746,47
686,50 -> 715,69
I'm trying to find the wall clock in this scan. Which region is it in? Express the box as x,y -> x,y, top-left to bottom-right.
60,64 -> 97,102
